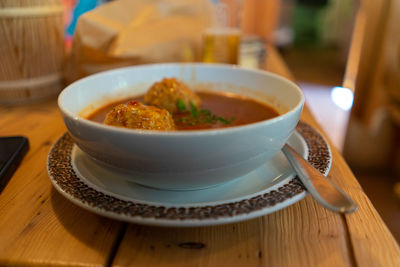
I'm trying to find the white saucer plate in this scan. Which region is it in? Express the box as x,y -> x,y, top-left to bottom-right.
47,122 -> 331,227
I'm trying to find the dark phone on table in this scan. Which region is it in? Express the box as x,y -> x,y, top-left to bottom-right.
0,136 -> 29,194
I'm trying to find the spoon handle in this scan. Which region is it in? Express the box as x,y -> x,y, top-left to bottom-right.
282,144 -> 357,213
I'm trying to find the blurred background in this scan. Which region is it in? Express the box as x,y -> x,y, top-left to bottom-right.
1,0 -> 398,241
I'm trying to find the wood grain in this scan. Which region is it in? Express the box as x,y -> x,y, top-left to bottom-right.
329,148 -> 400,267
112,198 -> 351,267
0,98 -> 124,266
266,46 -> 400,266
269,41 -> 400,266
0,0 -> 65,104
0,46 -> 399,266
110,47 -> 355,267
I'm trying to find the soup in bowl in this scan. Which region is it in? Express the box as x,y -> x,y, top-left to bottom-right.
58,63 -> 304,190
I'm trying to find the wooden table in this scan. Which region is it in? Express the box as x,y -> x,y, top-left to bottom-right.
1,47 -> 399,267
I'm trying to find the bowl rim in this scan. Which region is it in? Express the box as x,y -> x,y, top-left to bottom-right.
58,63 -> 305,137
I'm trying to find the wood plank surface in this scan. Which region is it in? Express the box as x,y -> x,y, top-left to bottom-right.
268,45 -> 400,267
0,45 -> 399,267
113,199 -> 351,267
110,47 -> 353,267
268,46 -> 400,266
0,100 -> 125,266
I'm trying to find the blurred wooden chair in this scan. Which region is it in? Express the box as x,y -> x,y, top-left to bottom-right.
343,0 -> 400,174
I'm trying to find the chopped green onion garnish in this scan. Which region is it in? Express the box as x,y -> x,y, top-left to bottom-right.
177,99 -> 186,112
217,117 -> 234,124
174,105 -> 235,126
189,102 -> 198,118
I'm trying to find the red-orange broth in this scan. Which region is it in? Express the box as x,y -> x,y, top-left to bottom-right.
87,91 -> 280,130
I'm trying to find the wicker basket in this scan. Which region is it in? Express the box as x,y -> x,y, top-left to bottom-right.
0,0 -> 65,105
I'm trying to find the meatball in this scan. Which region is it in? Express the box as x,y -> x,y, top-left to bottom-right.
144,78 -> 201,114
104,100 -> 175,131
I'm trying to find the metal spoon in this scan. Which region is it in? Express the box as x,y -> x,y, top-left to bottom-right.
282,144 -> 357,213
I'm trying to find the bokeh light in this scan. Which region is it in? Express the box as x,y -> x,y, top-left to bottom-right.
330,87 -> 354,111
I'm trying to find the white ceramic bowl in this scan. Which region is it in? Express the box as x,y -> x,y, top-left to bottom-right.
58,63 -> 304,190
